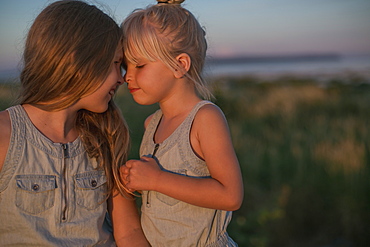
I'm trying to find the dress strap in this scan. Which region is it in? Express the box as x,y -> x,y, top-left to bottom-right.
185,100 -> 214,123
0,106 -> 26,192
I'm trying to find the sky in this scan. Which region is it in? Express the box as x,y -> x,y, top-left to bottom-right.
1,0 -> 370,73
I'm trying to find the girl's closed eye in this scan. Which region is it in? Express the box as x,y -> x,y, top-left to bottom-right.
114,61 -> 123,69
136,64 -> 145,69
114,60 -> 123,66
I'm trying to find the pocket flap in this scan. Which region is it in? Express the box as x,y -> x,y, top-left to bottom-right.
16,175 -> 56,193
75,170 -> 107,189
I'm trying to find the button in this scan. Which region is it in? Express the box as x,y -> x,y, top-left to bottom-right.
32,184 -> 40,191
91,180 -> 97,187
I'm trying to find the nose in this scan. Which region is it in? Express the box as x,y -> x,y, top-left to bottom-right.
124,71 -> 131,84
117,73 -> 124,85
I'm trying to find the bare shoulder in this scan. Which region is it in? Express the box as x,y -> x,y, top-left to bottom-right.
192,103 -> 230,140
0,110 -> 11,141
0,110 -> 11,171
190,102 -> 236,165
195,103 -> 227,125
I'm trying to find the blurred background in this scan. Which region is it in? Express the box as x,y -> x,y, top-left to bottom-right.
1,0 -> 370,79
1,1 -> 370,246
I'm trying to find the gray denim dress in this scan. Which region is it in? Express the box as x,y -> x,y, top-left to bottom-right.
0,105 -> 114,246
140,101 -> 237,247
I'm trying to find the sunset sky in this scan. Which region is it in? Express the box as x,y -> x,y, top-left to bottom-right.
1,0 -> 370,72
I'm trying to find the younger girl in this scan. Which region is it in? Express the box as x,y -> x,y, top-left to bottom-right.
0,1 -> 148,246
121,0 -> 244,246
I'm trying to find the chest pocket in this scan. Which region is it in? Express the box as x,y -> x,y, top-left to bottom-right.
154,169 -> 187,206
75,170 -> 108,210
15,175 -> 56,215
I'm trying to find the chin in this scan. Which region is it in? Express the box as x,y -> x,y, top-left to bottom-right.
133,97 -> 156,106
89,105 -> 109,114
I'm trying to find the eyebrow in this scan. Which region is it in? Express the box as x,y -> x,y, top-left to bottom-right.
115,54 -> 123,61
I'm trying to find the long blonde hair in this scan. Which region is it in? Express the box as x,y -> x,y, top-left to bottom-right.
121,0 -> 212,100
19,0 -> 129,196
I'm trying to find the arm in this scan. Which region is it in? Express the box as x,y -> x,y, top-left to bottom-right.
0,110 -> 11,172
108,192 -> 150,247
124,105 -> 243,211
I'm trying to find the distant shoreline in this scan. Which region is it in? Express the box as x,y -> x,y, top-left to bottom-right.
204,54 -> 370,81
206,53 -> 341,65
1,54 -> 369,83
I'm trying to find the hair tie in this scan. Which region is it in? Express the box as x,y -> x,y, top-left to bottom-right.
157,0 -> 185,4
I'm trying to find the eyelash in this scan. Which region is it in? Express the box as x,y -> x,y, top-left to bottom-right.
136,65 -> 145,68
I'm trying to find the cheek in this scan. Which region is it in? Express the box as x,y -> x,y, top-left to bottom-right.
103,73 -> 117,88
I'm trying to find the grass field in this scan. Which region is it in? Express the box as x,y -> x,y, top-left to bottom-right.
1,74 -> 369,247
209,75 -> 370,247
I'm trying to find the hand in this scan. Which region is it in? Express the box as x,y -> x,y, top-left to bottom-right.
120,165 -> 135,193
120,165 -> 129,184
123,156 -> 162,191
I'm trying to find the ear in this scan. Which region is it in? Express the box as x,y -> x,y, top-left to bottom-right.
174,53 -> 191,79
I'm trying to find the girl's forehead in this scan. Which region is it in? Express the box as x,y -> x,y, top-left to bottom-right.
117,43 -> 124,52
124,45 -> 159,64
123,55 -> 146,64
114,45 -> 124,58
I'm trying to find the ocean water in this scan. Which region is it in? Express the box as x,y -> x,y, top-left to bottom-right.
204,54 -> 370,81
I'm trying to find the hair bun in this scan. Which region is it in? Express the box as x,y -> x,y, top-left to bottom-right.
157,0 -> 185,4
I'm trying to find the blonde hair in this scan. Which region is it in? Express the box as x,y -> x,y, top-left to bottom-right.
19,0 -> 130,196
121,0 -> 212,100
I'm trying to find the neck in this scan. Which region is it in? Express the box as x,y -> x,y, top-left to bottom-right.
22,104 -> 79,143
159,80 -> 201,119
160,95 -> 201,119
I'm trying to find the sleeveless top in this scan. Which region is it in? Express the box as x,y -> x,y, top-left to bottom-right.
0,105 -> 114,246
140,101 -> 237,247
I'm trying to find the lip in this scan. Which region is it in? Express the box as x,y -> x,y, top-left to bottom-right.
128,87 -> 140,94
109,88 -> 116,96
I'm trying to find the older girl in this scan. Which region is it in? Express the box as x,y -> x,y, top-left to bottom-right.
0,1 -> 148,246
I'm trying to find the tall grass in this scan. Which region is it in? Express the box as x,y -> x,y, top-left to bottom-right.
211,75 -> 370,247
1,75 -> 369,246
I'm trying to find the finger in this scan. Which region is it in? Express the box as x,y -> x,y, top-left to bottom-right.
121,168 -> 130,175
120,169 -> 129,180
125,161 -> 133,168
140,156 -> 151,162
119,165 -> 129,173
123,176 -> 130,187
125,182 -> 136,193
